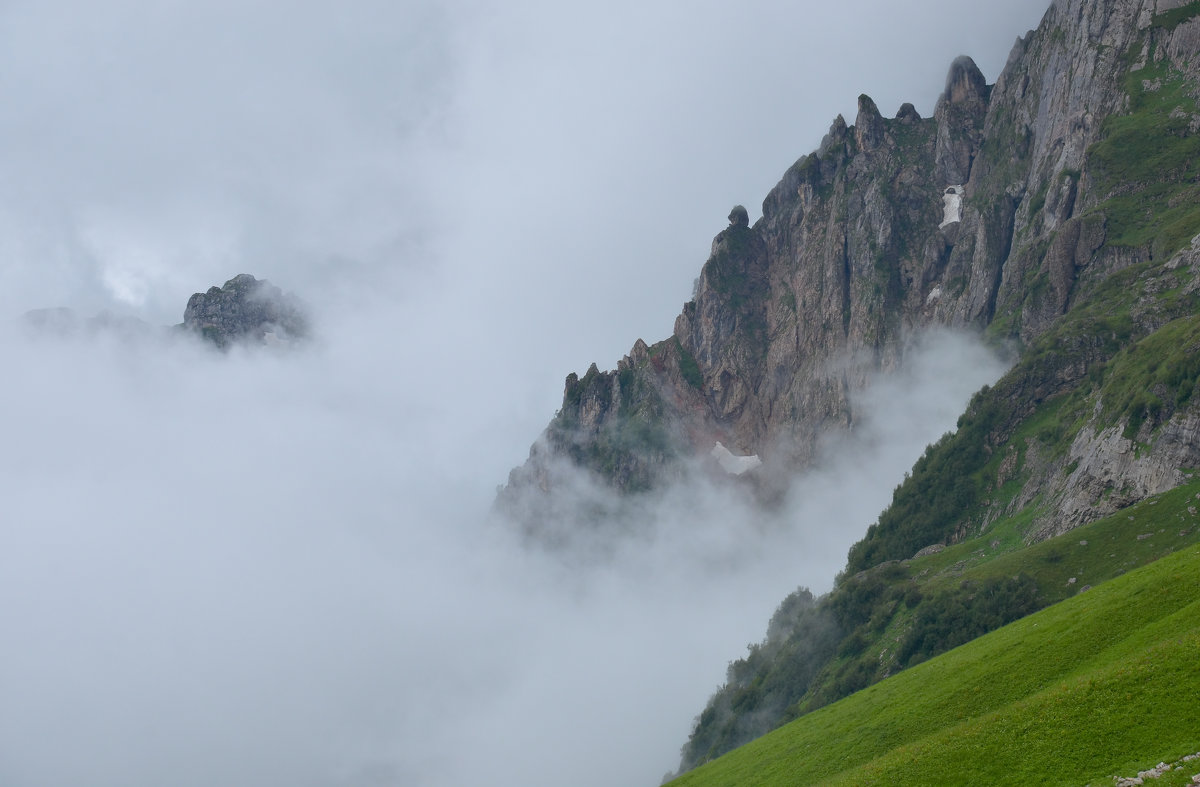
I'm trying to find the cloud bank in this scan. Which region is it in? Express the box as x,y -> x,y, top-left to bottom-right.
0,1 -> 1047,785
0,325 -> 1006,787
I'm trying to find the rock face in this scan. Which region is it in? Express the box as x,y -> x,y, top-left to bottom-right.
182,274 -> 308,348
502,0 -> 1200,538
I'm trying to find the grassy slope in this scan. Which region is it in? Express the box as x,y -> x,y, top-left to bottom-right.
670,503 -> 1200,787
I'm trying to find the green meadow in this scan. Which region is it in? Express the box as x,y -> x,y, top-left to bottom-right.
670,523 -> 1200,786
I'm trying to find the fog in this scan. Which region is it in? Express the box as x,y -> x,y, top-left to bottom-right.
0,1 -> 1044,785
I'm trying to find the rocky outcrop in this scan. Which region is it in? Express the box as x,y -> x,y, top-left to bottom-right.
1114,751 -> 1200,786
1050,418 -> 1196,534
182,274 -> 308,348
21,274 -> 310,349
502,0 -> 1200,536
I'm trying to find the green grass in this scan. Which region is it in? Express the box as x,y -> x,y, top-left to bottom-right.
669,545 -> 1200,786
691,479 -> 1200,769
823,477 -> 1200,692
1096,314 -> 1200,438
675,337 -> 705,390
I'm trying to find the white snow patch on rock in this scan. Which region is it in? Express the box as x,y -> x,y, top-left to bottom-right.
940,185 -> 964,229
711,442 -> 762,475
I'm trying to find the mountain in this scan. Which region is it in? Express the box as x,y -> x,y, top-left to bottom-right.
180,273 -> 309,347
21,273 -> 308,348
501,0 -> 1200,539
499,0 -> 1200,776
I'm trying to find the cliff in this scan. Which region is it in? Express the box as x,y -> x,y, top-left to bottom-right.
501,0 -> 1200,545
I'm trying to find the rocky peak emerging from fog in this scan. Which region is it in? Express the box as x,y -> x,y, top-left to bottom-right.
182,274 -> 308,348
501,0 -> 1200,540
20,273 -> 308,349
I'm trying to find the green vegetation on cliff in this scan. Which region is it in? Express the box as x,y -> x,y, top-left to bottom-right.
1088,52 -> 1200,259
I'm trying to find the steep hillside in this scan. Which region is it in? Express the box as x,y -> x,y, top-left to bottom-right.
679,469 -> 1200,771
669,539 -> 1200,786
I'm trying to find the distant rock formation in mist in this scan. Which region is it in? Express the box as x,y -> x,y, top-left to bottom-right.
21,273 -> 308,349
181,273 -> 309,348
21,307 -> 152,339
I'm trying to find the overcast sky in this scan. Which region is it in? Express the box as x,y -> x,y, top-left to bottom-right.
0,1 -> 1049,785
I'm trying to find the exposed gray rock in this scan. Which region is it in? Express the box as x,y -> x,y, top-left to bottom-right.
182,274 -> 308,348
853,94 -> 886,152
1048,420 -> 1189,536
934,56 -> 989,184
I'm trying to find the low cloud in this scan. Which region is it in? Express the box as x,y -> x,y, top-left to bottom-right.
0,321 -> 1005,787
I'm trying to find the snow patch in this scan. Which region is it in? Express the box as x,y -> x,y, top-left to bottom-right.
711,442 -> 762,475
940,185 -> 964,229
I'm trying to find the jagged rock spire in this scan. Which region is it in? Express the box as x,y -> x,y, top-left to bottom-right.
818,114 -> 848,158
943,55 -> 988,104
854,94 -> 886,151
934,55 -> 991,185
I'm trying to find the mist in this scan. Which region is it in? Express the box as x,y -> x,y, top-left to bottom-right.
0,1 -> 1044,785
0,325 -> 1006,787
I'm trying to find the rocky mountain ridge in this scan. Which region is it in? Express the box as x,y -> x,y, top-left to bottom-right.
502,0 -> 1200,547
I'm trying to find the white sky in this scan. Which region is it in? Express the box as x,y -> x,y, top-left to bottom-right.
0,1 -> 1049,785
